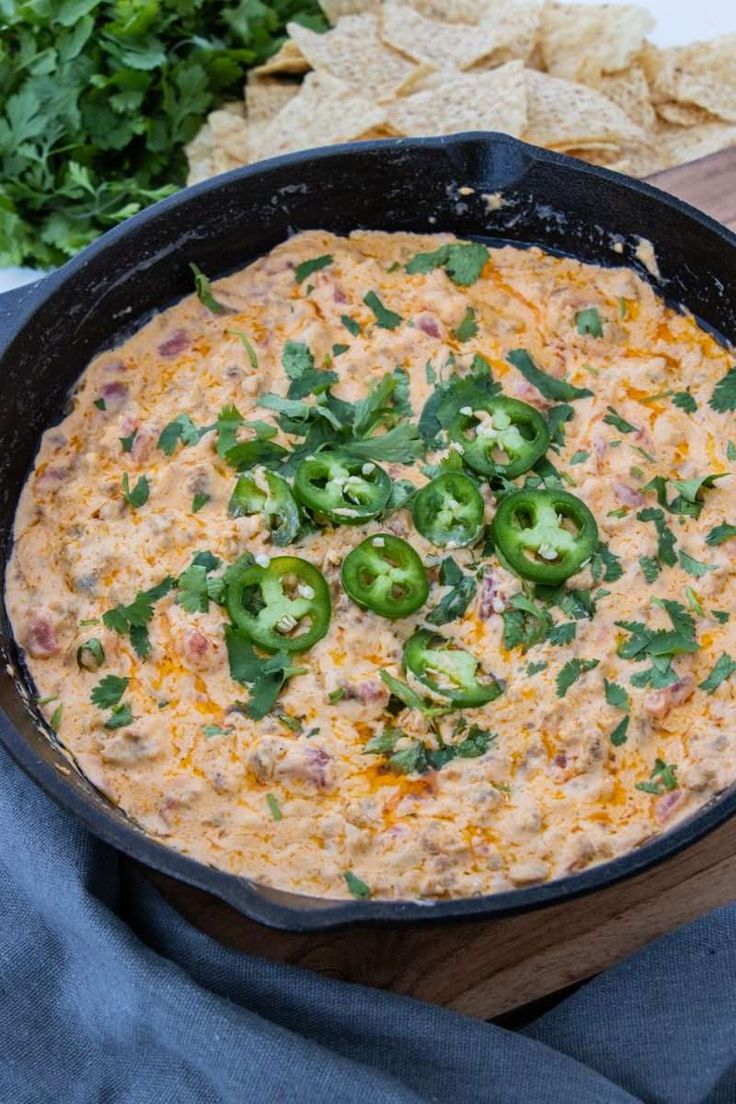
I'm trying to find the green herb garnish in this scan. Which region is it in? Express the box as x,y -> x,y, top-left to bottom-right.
158,413 -> 202,455
556,658 -> 599,698
295,254 -> 333,284
575,308 -> 603,337
344,871 -> 371,899
190,262 -> 227,314
603,406 -> 636,433
699,653 -> 736,693
706,522 -> 736,545
266,793 -> 283,821
121,473 -> 149,509
363,290 -> 401,330
710,367 -> 736,413
90,674 -> 129,709
636,758 -> 678,795
452,306 -> 478,343
672,390 -> 697,413
506,348 -> 592,402
405,241 -> 489,286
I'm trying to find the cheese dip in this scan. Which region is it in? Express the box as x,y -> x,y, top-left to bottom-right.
6,230 -> 736,901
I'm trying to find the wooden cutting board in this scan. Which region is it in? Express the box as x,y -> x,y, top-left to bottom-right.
142,147 -> 736,1021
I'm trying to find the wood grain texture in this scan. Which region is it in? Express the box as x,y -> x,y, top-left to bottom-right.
141,146 -> 736,1020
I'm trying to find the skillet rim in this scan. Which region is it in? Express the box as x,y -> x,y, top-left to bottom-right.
2,131 -> 736,933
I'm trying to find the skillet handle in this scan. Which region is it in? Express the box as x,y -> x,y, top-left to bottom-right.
0,279 -> 46,354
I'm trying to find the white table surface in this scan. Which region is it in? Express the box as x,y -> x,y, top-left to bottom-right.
1,1 -> 732,296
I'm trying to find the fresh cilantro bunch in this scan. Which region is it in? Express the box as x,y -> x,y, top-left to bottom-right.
0,0 -> 326,267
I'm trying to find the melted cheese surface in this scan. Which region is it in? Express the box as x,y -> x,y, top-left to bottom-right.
6,230 -> 736,900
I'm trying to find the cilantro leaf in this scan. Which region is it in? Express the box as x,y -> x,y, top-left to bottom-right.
158,413 -> 202,455
507,349 -> 592,402
502,593 -> 551,650
678,550 -> 716,578
295,254 -> 333,283
556,658 -> 599,697
215,405 -> 244,458
352,369 -> 411,436
90,674 -> 129,710
343,424 -> 424,464
104,703 -> 133,730
548,621 -> 576,645
699,653 -> 736,693
636,758 -> 678,795
639,555 -> 660,582
426,564 -> 477,626
547,404 -> 574,449
363,290 -> 401,330
672,390 -> 697,413
224,626 -> 304,719
570,450 -> 589,465
282,341 -> 337,399
706,522 -> 736,545
575,308 -> 603,337
637,507 -> 677,566
604,678 -> 629,711
192,493 -> 210,513
102,577 -> 174,657
341,314 -> 361,336
419,355 -> 500,446
122,473 -> 149,509
177,564 -> 210,613
452,307 -> 478,343
592,541 -> 623,583
602,406 -> 637,433
406,241 -> 488,286
120,430 -> 137,453
710,367 -> 736,412
344,871 -> 371,899
229,329 -> 259,370
610,715 -> 629,746
225,439 -> 288,471
265,793 -> 283,821
189,262 -> 228,314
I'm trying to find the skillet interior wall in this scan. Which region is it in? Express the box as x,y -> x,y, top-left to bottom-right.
1,132 -> 735,928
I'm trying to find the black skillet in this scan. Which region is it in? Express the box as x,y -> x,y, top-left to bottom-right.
1,133 -> 735,932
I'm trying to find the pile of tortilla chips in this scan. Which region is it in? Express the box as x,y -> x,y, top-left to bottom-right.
186,1 -> 736,185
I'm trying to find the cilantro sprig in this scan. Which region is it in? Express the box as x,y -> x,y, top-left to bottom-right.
102,577 -> 175,659
405,241 -> 489,286
225,626 -> 305,720
506,349 -> 592,402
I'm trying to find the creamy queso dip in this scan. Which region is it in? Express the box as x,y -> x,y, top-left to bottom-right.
6,230 -> 736,901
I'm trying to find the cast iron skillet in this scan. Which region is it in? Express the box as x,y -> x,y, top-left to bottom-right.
1,133 -> 736,932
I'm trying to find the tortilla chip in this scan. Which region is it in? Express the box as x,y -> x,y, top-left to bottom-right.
658,120 -> 736,167
247,71 -> 387,162
287,15 -> 418,101
252,39 -> 310,77
539,2 -> 654,85
381,1 -> 510,71
567,147 -> 632,173
208,109 -> 250,162
386,61 -> 527,138
406,0 -> 487,20
642,36 -> 736,124
185,123 -> 216,186
598,66 -> 656,131
656,101 -> 715,127
523,69 -> 646,150
319,0 -> 380,22
246,75 -> 300,124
